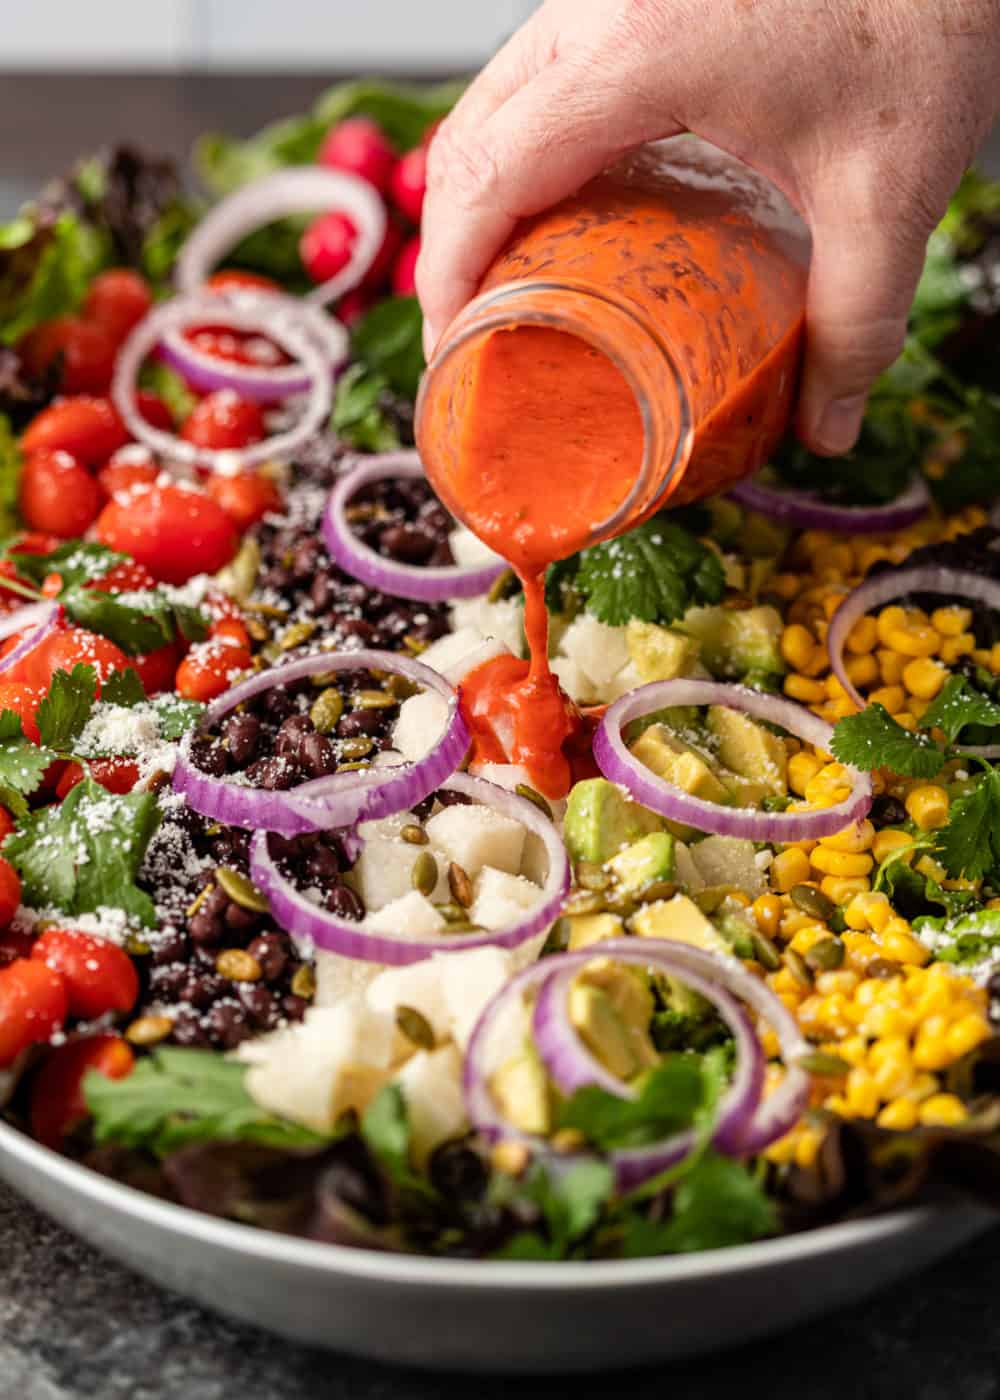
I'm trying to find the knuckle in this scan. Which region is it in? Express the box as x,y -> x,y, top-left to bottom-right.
425,122 -> 502,213
812,314 -> 907,392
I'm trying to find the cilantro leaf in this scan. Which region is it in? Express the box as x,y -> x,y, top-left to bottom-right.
921,675 -> 1000,744
0,721 -> 54,802
5,777 -> 161,924
34,664 -> 97,750
935,768 -> 1000,882
332,363 -> 400,452
61,585 -> 176,655
351,296 -> 424,401
621,1153 -> 775,1256
148,694 -> 206,741
572,518 -> 725,628
557,1054 -> 709,1151
85,1047 -> 329,1157
7,541 -> 125,591
493,1161 -> 615,1261
913,908 -> 1000,967
101,668 -> 146,708
830,704 -> 945,778
361,1083 -> 434,1199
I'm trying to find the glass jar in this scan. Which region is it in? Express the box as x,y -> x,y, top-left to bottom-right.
415,136 -> 810,575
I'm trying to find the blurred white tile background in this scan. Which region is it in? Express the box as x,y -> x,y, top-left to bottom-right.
0,0 -> 540,69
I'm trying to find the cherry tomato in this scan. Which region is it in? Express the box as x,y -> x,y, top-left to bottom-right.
30,627 -> 129,695
21,396 -> 129,465
55,756 -> 141,800
360,220 -> 404,292
210,616 -> 251,650
97,452 -> 159,501
19,317 -> 117,394
182,324 -> 291,370
205,269 -> 281,295
18,449 -> 101,538
85,558 -> 158,595
0,959 -> 68,1066
32,927 -> 139,1020
180,391 -> 266,452
0,807 -> 15,844
131,641 -> 182,696
11,532 -> 63,556
29,1033 -> 134,1150
390,146 -> 427,224
336,288 -> 374,327
137,390 -> 174,432
175,639 -> 253,702
82,269 -> 153,344
0,683 -> 42,743
0,857 -> 22,928
300,211 -> 358,285
393,235 -> 421,297
96,482 -> 237,585
40,572 -> 63,599
205,471 -> 282,531
0,927 -> 35,968
318,117 -> 396,194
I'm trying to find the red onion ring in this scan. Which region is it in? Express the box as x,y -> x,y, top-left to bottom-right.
158,291 -> 349,404
176,166 -> 387,308
249,771 -> 569,965
112,292 -> 332,473
594,679 -> 872,840
322,453 -> 506,602
465,939 -> 809,1190
729,473 -> 931,533
172,649 -> 469,836
828,566 -> 1000,758
0,602 -> 61,679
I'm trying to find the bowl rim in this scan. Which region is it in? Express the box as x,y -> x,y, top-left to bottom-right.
0,1116 -> 955,1291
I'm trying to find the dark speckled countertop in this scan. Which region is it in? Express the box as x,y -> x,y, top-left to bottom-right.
1,72 -> 1000,1400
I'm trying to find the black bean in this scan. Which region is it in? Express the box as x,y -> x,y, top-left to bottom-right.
338,618 -> 377,644
188,910 -> 225,947
379,524 -> 436,564
305,845 -> 342,883
869,795 -> 909,829
151,929 -> 187,965
326,884 -> 364,921
336,708 -> 386,739
191,739 -> 229,777
148,964 -> 188,999
246,755 -> 301,790
300,730 -> 337,777
275,713 -> 314,757
281,993 -> 309,1022
224,901 -> 261,933
206,1001 -> 252,1050
261,687 -> 296,722
182,972 -> 225,1010
247,933 -> 289,982
310,574 -> 336,611
171,1008 -> 210,1048
428,1141 -> 489,1203
237,982 -> 279,1029
201,884 -> 231,919
225,712 -> 262,767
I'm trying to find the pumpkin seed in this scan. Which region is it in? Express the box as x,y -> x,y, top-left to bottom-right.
550,1128 -> 586,1154
402,634 -> 428,655
515,783 -> 553,819
279,620 -> 316,652
562,891 -> 608,917
186,883 -> 215,919
411,850 -> 439,896
636,879 -> 678,905
215,866 -> 270,913
337,760 -> 371,773
246,601 -> 289,619
784,948 -> 814,987
865,957 -> 903,980
309,688 -> 344,734
126,935 -> 151,957
790,883 -> 836,921
125,1014 -> 174,1047
436,901 -> 470,924
400,823 -> 429,846
796,1051 -> 851,1077
356,688 -> 398,710
805,937 -> 844,972
339,736 -> 374,759
396,1004 -> 436,1050
245,617 -> 270,643
385,674 -> 418,701
291,964 -> 317,1000
448,862 -> 474,909
751,931 -> 782,972
216,948 -> 263,982
575,862 -> 613,892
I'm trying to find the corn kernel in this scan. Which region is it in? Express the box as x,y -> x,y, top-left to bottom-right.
780,623 -> 817,671
846,615 -> 879,654
844,890 -> 889,930
789,925 -> 827,955
868,1035 -> 910,1069
770,573 -> 801,600
845,1067 -> 880,1118
787,750 -> 825,796
804,763 -> 852,807
907,696 -> 930,722
940,633 -> 975,664
894,712 -> 919,731
918,1093 -> 967,1128
869,685 -> 906,714
793,1129 -> 824,1170
877,1098 -> 919,1131
820,875 -> 871,903
915,854 -> 948,884
972,649 -> 994,668
931,606 -> 973,637
820,820 -> 876,855
872,829 -> 915,864
815,971 -> 860,997
784,673 -> 827,704
752,893 -> 783,939
845,653 -> 879,689
882,929 -> 931,967
902,656 -> 948,700
876,649 -> 905,685
905,785 -> 950,831
876,606 -> 907,647
991,642 -> 1000,673
811,846 -> 874,877
945,1012 -> 990,1060
771,847 -> 812,893
855,544 -> 892,575
871,1055 -> 913,1099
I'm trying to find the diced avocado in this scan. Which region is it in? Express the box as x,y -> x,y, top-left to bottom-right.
577,962 -> 658,1071
705,495 -> 743,545
566,911 -> 626,951
625,620 -> 700,683
687,835 -> 766,898
679,605 -> 784,681
719,773 -> 775,808
747,558 -> 776,597
630,893 -> 729,954
607,831 -> 675,894
563,778 -> 664,864
490,1045 -> 552,1135
624,704 -> 702,744
672,842 -> 706,893
706,705 -> 787,794
568,982 -> 650,1079
630,725 -> 730,805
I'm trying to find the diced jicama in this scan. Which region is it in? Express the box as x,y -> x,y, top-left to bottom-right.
425,804 -> 525,878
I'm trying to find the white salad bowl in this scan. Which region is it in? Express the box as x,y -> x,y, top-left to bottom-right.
0,1117 -> 990,1372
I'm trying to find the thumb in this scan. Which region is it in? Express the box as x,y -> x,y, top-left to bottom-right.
417,57 -> 676,356
796,189 -> 936,456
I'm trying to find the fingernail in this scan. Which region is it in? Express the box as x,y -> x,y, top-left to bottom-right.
422,320 -> 439,362
814,395 -> 867,456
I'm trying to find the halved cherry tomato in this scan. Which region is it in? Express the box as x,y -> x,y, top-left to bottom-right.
97,453 -> 159,501
85,558 -> 158,595
179,391 -> 266,452
40,572 -> 63,599
29,1033 -> 134,1150
206,269 -> 280,295
0,959 -> 67,1066
18,448 -> 102,538
182,324 -> 291,370
96,482 -> 238,584
130,641 -> 182,696
336,288 -> 374,327
56,756 -> 141,800
205,471 -> 283,530
19,317 -> 117,394
175,639 -> 253,701
32,927 -> 139,1020
0,683 -> 42,743
136,389 -> 174,432
82,269 -> 152,344
210,616 -> 251,650
0,857 -> 22,928
21,396 -> 129,465
29,627 -> 129,695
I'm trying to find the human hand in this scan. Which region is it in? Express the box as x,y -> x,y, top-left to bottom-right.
416,0 -> 1000,455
